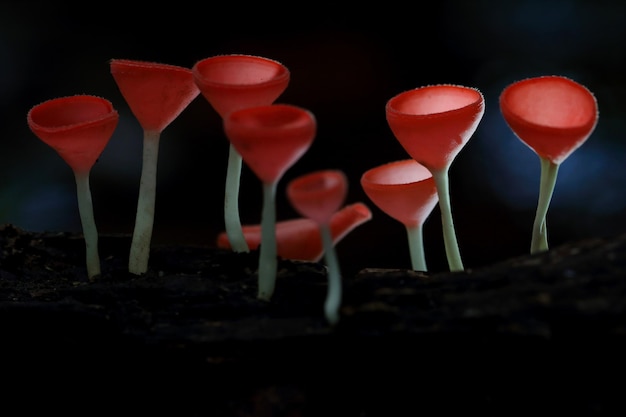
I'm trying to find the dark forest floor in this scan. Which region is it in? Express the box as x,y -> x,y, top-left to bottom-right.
1,223 -> 626,416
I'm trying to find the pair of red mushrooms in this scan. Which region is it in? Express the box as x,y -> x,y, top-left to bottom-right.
26,54 -> 598,324
364,76 -> 597,274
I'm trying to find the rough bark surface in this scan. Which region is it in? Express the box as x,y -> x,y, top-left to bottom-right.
1,223 -> 625,416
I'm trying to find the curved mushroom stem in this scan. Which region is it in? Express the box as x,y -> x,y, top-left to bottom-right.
224,143 -> 249,253
320,223 -> 341,326
74,170 -> 101,280
531,157 -> 559,254
129,129 -> 160,275
432,167 -> 464,272
406,224 -> 427,272
257,181 -> 278,301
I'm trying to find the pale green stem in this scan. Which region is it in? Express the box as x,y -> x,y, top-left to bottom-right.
224,143 -> 249,253
531,157 -> 559,254
321,223 -> 341,326
74,170 -> 101,280
129,130 -> 160,275
406,224 -> 427,272
432,167 -> 464,272
257,181 -> 278,301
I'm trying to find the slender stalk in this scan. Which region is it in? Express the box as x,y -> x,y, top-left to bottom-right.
432,168 -> 464,272
531,157 -> 559,254
74,170 -> 101,280
321,224 -> 341,325
257,181 -> 278,301
406,224 -> 427,272
129,130 -> 160,275
224,143 -> 249,253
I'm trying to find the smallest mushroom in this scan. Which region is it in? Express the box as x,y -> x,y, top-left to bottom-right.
286,169 -> 349,326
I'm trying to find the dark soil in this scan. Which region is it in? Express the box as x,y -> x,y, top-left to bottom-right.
1,223 -> 626,416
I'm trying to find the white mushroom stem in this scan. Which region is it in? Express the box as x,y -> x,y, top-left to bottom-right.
432,167 -> 464,272
257,181 -> 278,301
531,157 -> 559,254
321,223 -> 341,326
224,143 -> 249,253
74,169 -> 101,280
406,224 -> 427,272
129,129 -> 160,275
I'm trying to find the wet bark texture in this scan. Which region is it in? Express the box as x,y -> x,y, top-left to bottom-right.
1,223 -> 625,416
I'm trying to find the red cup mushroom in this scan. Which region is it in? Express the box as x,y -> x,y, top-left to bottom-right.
216,202 -> 373,262
500,75 -> 599,253
223,104 -> 316,301
27,94 -> 119,280
110,59 -> 200,275
361,159 -> 438,271
386,84 -> 485,272
286,170 -> 349,325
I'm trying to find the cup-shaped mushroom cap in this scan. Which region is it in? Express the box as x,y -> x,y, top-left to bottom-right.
287,170 -> 348,226
499,75 -> 598,165
27,95 -> 119,173
110,59 -> 200,132
223,104 -> 316,184
192,54 -> 290,118
217,202 -> 372,261
386,85 -> 485,171
361,159 -> 438,227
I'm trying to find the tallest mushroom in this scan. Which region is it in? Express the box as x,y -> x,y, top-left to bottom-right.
192,54 -> 290,253
110,59 -> 200,275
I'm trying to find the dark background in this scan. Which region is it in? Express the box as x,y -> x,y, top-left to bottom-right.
1,0 -> 624,276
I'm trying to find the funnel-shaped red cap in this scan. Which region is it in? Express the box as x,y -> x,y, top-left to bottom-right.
223,104 -> 316,184
386,85 -> 485,171
27,95 -> 119,173
361,159 -> 438,227
499,75 -> 598,164
217,202 -> 372,261
110,59 -> 200,132
192,54 -> 290,118
287,170 -> 348,225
